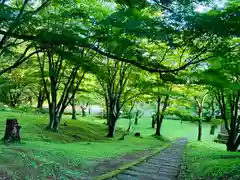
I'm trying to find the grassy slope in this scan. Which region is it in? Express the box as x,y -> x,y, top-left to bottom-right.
116,117 -> 218,141
0,112 -> 166,179
182,141 -> 240,180
0,111 -> 219,179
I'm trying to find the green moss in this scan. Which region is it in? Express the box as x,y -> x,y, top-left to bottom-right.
183,141 -> 240,180
0,111 -> 166,179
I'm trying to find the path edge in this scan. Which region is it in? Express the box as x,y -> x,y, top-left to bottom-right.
94,144 -> 170,180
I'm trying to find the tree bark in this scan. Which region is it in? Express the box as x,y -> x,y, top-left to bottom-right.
155,95 -> 169,136
88,105 -> 91,115
80,103 -> 88,117
107,116 -> 117,137
105,96 -> 110,125
134,111 -> 139,125
195,93 -> 208,141
152,115 -> 155,128
155,96 -> 161,136
81,107 -> 86,117
226,131 -> 240,152
198,119 -> 202,141
71,98 -> 77,120
37,90 -> 45,109
2,118 -> 21,143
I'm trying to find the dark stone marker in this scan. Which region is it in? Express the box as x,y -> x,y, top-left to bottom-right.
2,118 -> 21,143
134,132 -> 141,137
210,125 -> 216,135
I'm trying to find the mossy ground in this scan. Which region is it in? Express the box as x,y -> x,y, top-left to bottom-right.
0,111 -> 218,179
182,141 -> 240,180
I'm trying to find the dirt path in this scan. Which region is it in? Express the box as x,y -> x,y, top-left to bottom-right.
108,138 -> 188,180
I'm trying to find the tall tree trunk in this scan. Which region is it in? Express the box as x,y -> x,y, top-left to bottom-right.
198,119 -> 202,141
226,116 -> 240,151
47,103 -> 55,130
88,105 -> 91,115
105,96 -> 110,125
81,107 -> 86,117
37,91 -> 45,109
226,129 -> 240,151
71,98 -> 77,120
152,115 -> 155,128
195,93 -> 208,141
106,99 -> 119,137
155,95 -> 169,136
155,96 -> 161,136
107,114 -> 117,137
211,99 -> 215,118
134,111 -> 139,125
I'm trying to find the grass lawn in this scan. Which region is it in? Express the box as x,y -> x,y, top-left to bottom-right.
0,111 -> 166,179
181,141 -> 240,180
115,116 -> 219,141
0,111 -> 222,179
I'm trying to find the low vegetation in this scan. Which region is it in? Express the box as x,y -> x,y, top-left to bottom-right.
0,111 -> 168,179
181,141 -> 240,180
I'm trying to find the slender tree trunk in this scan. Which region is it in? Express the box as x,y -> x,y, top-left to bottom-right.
155,119 -> 161,136
81,107 -> 86,117
195,93 -> 208,141
37,91 -> 45,109
134,111 -> 139,125
211,100 -> 215,118
155,96 -> 161,136
47,103 -> 55,130
155,95 -> 169,136
152,115 -> 155,128
71,98 -> 77,120
198,119 -> 202,141
105,97 -> 110,125
88,105 -> 91,115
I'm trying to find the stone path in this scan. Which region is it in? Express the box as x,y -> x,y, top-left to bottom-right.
108,138 -> 187,180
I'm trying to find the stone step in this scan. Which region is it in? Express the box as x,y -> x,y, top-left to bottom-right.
114,173 -> 140,180
108,138 -> 188,180
145,162 -> 180,168
123,170 -> 160,179
129,166 -> 159,174
136,163 -> 180,173
151,158 -> 182,163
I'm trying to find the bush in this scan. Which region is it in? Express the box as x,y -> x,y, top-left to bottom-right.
167,109 -> 199,122
15,105 -> 48,114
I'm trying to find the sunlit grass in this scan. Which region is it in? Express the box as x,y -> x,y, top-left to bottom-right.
115,116 -> 219,141
0,111 -> 166,179
183,141 -> 240,180
0,111 -> 224,179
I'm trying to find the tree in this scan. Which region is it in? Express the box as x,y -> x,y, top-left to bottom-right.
192,87 -> 209,141
0,0 -> 49,75
2,0 -> 238,77
37,48 -> 86,131
194,44 -> 240,150
97,59 -> 132,137
0,68 -> 31,107
97,58 -> 145,137
155,93 -> 170,136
